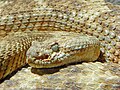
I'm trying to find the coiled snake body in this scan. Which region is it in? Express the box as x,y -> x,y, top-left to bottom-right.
0,0 -> 120,80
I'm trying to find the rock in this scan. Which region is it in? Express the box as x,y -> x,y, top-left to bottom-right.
0,62 -> 120,90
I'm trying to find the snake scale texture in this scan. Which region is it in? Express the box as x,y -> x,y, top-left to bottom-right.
0,0 -> 120,80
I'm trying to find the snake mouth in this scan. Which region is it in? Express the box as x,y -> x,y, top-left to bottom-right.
35,54 -> 50,61
29,51 -> 68,64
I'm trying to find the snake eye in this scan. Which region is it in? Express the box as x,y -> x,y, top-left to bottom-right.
50,42 -> 59,52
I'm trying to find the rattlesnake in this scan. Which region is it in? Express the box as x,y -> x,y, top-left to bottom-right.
0,0 -> 120,80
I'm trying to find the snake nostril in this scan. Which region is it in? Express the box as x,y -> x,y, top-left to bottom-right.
35,54 -> 49,60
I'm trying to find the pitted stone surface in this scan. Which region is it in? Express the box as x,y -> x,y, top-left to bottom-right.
0,62 -> 120,90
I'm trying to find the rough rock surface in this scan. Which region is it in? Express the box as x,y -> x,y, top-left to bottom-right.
0,62 -> 120,90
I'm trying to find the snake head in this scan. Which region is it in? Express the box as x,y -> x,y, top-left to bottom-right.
33,42 -> 68,63
26,41 -> 72,68
26,34 -> 100,68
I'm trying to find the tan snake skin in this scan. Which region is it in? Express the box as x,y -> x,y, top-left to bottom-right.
0,0 -> 120,80
26,31 -> 100,68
